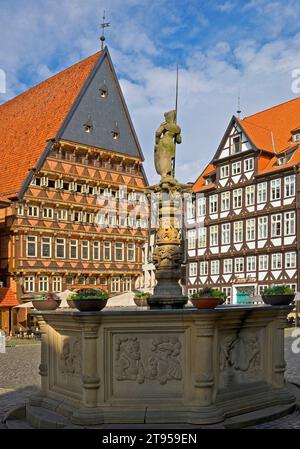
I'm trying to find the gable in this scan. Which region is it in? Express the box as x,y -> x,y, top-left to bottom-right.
215,119 -> 254,161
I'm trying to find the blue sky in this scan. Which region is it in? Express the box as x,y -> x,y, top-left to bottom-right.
1,0 -> 300,183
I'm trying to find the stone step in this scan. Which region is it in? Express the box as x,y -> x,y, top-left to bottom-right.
6,419 -> 34,429
26,405 -> 70,429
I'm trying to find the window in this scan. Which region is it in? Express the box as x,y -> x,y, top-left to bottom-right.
223,258 -> 233,274
123,277 -> 132,292
235,258 -> 244,273
88,277 -> 97,285
77,277 -> 85,285
198,227 -> 206,248
209,195 -> 218,214
286,252 -> 296,269
233,189 -> 242,208
211,260 -> 220,275
111,277 -> 121,293
284,211 -> 296,235
259,255 -> 268,271
258,216 -> 268,239
285,175 -> 295,197
221,223 -> 230,245
232,135 -> 241,154
189,263 -> 197,277
246,219 -> 255,241
232,161 -> 241,175
39,276 -> 49,292
200,261 -> 208,275
43,208 -> 53,219
247,256 -> 256,272
17,204 -> 24,216
24,276 -> 35,293
41,237 -> 51,258
292,133 -> 300,142
244,158 -> 254,172
81,241 -> 89,260
222,287 -> 231,304
187,198 -> 195,220
70,240 -> 78,259
197,197 -> 206,218
220,165 -> 229,179
245,186 -> 255,206
28,205 -> 39,218
234,221 -> 243,243
93,241 -> 100,261
26,236 -> 37,257
187,229 -> 196,249
57,209 -> 68,221
55,238 -> 65,258
271,214 -> 282,237
127,243 -> 135,262
115,242 -> 124,261
271,253 -> 282,270
210,225 -> 218,246
221,191 -> 230,211
52,276 -> 62,293
271,179 -> 281,200
66,277 -> 73,286
55,179 -> 64,189
257,182 -> 267,203
104,242 -> 111,261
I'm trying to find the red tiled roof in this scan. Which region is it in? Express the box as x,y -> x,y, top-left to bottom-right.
0,51 -> 101,200
0,288 -> 19,308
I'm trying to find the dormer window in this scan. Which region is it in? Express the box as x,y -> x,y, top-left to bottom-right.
99,82 -> 108,98
111,122 -> 120,140
232,135 -> 241,154
83,115 -> 93,133
204,178 -> 211,186
293,133 -> 300,142
277,156 -> 286,166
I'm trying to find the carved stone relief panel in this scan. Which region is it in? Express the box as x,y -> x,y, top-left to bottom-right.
59,336 -> 82,376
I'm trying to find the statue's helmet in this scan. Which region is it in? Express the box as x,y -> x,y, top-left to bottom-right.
164,110 -> 176,122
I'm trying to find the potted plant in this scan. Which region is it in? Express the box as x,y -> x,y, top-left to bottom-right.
190,287 -> 225,309
67,288 -> 109,312
133,291 -> 150,307
32,293 -> 61,311
261,285 -> 295,306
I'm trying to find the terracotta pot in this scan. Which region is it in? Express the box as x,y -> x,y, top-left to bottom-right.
134,297 -> 149,307
191,297 -> 220,309
262,294 -> 295,306
32,299 -> 61,311
67,298 -> 108,312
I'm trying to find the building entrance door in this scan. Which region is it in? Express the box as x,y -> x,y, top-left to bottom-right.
236,286 -> 255,304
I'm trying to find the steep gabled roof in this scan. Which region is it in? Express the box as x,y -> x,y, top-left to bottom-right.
0,51 -> 101,200
0,288 -> 19,307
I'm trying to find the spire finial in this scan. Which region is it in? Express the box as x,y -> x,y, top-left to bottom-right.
100,10 -> 110,50
237,91 -> 241,118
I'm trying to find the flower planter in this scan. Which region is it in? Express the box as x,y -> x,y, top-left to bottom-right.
191,297 -> 220,309
134,297 -> 149,307
32,299 -> 61,311
67,298 -> 108,312
262,294 -> 295,306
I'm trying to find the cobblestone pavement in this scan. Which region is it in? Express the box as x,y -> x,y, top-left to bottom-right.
0,332 -> 300,428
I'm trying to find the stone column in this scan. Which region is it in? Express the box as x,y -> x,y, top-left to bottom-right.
29,317 -> 48,406
272,310 -> 287,388
81,323 -> 100,407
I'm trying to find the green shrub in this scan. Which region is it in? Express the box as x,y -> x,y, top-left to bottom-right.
191,287 -> 225,303
262,285 -> 295,296
68,288 -> 109,301
134,291 -> 150,301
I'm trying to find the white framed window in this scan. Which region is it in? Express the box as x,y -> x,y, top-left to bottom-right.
284,211 -> 295,235
246,218 -> 255,241
285,175 -> 296,198
244,158 -> 254,172
187,229 -> 196,249
93,241 -> 100,261
209,195 -> 218,214
57,209 -> 68,221
271,214 -> 282,237
104,242 -> 111,261
17,204 -> 24,216
187,198 -> 195,220
286,252 -> 296,269
41,236 -> 51,258
70,240 -> 78,259
54,179 -> 64,189
24,276 -> 35,293
245,186 -> 255,206
81,240 -> 89,260
232,136 -> 241,154
210,225 -> 218,246
28,205 -> 39,218
123,276 -> 132,292
221,191 -> 230,211
55,238 -> 65,259
88,277 -> 97,286
39,276 -> 49,292
222,287 -> 232,304
235,258 -> 244,273
26,236 -> 37,257
271,253 -> 282,270
247,256 -> 256,272
40,176 -> 49,187
197,197 -> 206,218
259,255 -> 268,271
77,277 -> 86,285
223,258 -> 233,274
211,260 -> 220,275
234,221 -> 243,243
233,189 -> 242,209
200,261 -> 208,275
43,208 -> 53,219
127,243 -> 135,262
220,165 -> 229,179
232,161 -> 241,175
189,262 -> 197,277
258,216 -> 268,239
198,227 -> 206,248
257,182 -> 267,203
111,277 -> 121,293
271,179 -> 281,200
221,223 -> 230,245
115,242 -> 124,261
52,276 -> 62,293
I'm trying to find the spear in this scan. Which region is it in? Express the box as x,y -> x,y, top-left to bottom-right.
173,64 -> 179,177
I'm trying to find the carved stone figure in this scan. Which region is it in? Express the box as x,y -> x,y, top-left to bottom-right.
220,333 -> 261,373
60,337 -> 82,375
148,336 -> 182,385
154,110 -> 182,179
115,337 -> 145,384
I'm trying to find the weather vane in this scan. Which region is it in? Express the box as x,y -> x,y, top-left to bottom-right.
100,11 -> 110,50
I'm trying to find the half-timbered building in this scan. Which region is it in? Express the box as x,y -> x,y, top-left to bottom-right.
186,98 -> 300,303
0,47 -> 148,332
